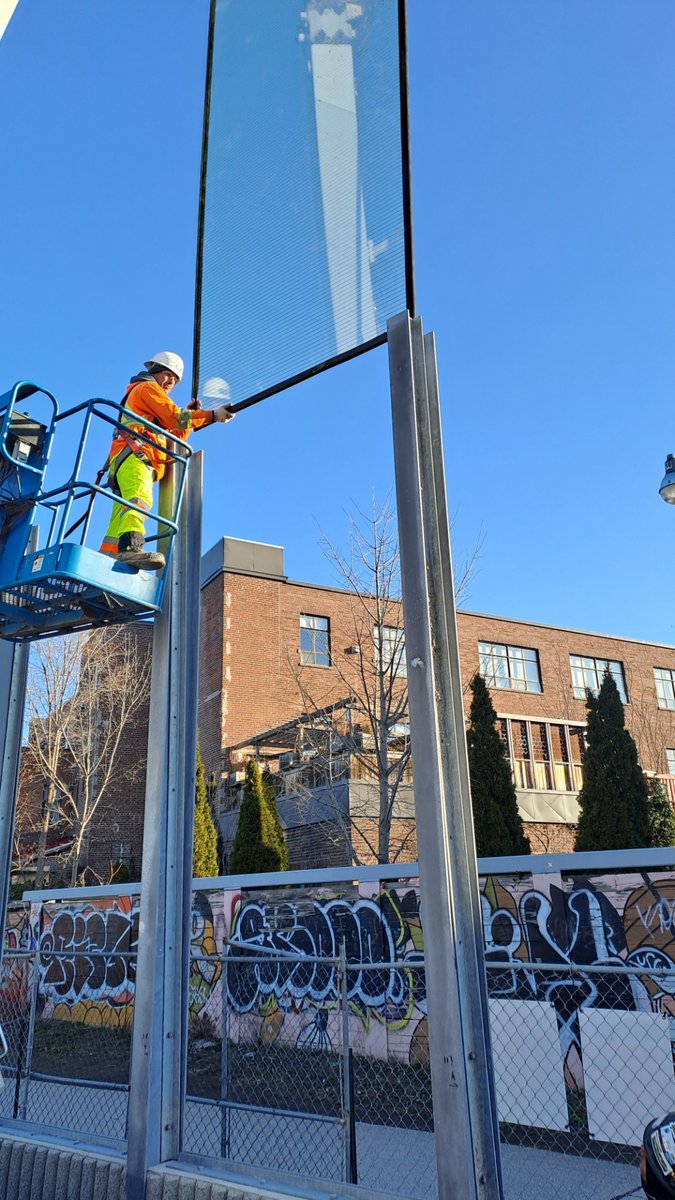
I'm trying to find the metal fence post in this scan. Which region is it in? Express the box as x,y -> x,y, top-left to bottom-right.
339,940 -> 357,1185
18,949 -> 40,1121
388,311 -> 503,1199
0,627 -> 31,962
126,452 -> 203,1200
220,954 -> 231,1159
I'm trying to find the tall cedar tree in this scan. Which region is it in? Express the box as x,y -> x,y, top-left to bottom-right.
646,777 -> 675,848
575,673 -> 650,851
262,768 -> 290,870
467,673 -> 531,857
193,741 -> 219,878
229,759 -> 286,874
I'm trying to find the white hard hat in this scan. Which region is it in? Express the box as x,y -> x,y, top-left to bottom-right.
144,351 -> 184,382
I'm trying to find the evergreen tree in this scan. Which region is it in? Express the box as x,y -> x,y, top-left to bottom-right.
193,741 -> 219,878
575,673 -> 650,851
466,673 -> 530,857
646,777 -> 675,848
229,759 -> 286,874
262,767 -> 290,871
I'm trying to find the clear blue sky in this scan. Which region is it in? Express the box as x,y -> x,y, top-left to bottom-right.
1,0 -> 675,644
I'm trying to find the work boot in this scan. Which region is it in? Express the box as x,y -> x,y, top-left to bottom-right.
116,532 -> 165,572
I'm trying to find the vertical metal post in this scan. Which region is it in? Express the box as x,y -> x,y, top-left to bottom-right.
339,940 -> 357,1185
387,311 -> 503,1200
0,637 -> 30,960
126,452 -> 203,1200
18,952 -> 40,1120
219,956 -> 230,1160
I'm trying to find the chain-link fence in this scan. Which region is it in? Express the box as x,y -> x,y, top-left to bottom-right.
0,947 -> 133,1143
486,959 -> 665,1199
1,931 -> 668,1199
183,948 -> 435,1196
182,947 -> 668,1199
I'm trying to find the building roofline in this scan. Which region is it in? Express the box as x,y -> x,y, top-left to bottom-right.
459,608 -> 675,653
201,542 -> 675,652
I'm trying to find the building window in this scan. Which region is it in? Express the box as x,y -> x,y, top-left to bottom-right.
375,625 -> 407,677
570,655 -> 628,703
300,614 -> 331,667
498,717 -> 585,793
666,748 -> 675,775
655,668 -> 675,711
479,642 -> 542,693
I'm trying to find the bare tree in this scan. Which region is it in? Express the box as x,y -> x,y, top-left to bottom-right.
286,497 -> 481,865
22,627 -> 151,885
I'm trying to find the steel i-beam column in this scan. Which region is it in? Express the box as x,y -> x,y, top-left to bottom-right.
126,451 -> 203,1200
388,311 -> 503,1200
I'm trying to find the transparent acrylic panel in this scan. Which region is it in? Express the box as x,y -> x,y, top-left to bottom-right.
195,0 -> 412,408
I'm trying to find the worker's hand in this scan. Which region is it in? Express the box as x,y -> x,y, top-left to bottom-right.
187,397 -> 202,410
213,404 -> 235,423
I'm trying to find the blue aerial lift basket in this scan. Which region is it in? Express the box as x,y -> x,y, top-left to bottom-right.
0,382 -> 190,642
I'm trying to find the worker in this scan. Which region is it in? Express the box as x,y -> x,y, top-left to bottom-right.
100,351 -> 233,571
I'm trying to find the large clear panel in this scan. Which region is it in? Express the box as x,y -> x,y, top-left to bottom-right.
196,0 -> 411,407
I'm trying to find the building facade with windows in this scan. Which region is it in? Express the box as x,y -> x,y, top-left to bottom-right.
199,537 -> 675,861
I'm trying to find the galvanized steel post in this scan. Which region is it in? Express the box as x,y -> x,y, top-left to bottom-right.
0,639 -> 29,950
126,451 -> 203,1200
387,311 -> 503,1200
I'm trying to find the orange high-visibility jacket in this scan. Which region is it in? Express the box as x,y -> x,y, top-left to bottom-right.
109,378 -> 214,480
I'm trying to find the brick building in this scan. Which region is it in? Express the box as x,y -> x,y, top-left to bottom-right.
17,535 -> 675,883
198,537 -> 675,863
15,623 -> 152,886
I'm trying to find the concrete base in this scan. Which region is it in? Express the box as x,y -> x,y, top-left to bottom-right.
0,1133 -> 125,1200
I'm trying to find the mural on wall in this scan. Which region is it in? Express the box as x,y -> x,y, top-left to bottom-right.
1,904 -> 33,1017
17,866 -> 675,1083
32,891 -> 227,1031
37,897 -> 138,1028
481,872 -> 675,1089
223,885 -> 426,1059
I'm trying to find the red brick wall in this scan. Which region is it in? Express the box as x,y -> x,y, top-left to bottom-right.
199,566 -> 675,783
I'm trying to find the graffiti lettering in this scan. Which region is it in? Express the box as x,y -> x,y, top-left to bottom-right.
226,890 -> 424,1027
39,903 -> 138,1007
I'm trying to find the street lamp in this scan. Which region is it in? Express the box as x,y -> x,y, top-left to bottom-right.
660,454 -> 675,504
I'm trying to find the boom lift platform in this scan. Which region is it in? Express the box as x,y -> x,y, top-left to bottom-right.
0,381 -> 190,642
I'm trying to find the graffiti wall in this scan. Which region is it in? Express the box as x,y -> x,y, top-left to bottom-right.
14,862 -> 675,1082
1,903 -> 33,1017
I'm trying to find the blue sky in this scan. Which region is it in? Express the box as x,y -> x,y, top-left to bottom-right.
1,1 -> 675,644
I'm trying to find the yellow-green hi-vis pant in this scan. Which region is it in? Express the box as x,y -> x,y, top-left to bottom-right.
100,452 -> 154,556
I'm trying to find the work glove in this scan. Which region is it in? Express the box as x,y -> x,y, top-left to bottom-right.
187,397 -> 203,411
213,405 -> 236,423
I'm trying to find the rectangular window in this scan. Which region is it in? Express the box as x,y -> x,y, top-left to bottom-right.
479,642 -> 542,693
374,625 -> 407,677
655,668 -> 675,711
570,655 -> 628,703
111,842 -> 132,868
300,614 -> 331,667
498,717 -> 585,793
667,749 -> 675,775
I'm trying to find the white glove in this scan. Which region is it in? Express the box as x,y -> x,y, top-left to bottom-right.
213,405 -> 235,423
